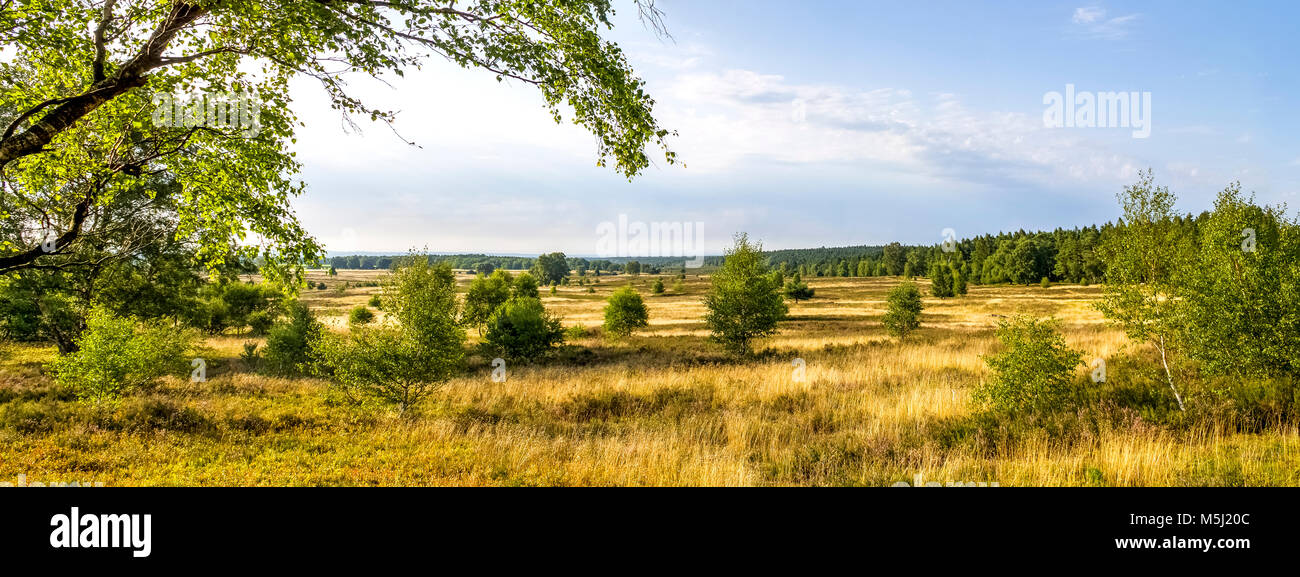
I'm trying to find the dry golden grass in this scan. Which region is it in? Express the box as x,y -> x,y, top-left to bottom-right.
1,272 -> 1297,486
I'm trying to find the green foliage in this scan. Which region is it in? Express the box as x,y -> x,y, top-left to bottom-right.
952,263 -> 968,295
783,273 -> 815,302
513,272 -> 540,299
1040,276 -> 1051,289
240,341 -> 261,367
246,310 -> 276,336
930,263 -> 954,298
482,297 -> 565,362
349,306 -> 375,326
883,282 -> 924,339
313,256 -> 465,408
1096,170 -> 1194,410
704,234 -> 788,354
368,294 -> 382,308
604,287 -> 649,338
532,252 -> 570,286
188,281 -> 281,335
1178,183 -> 1300,380
263,301 -> 322,376
463,270 -> 513,329
0,1 -> 676,281
975,316 -> 1084,413
48,307 -> 190,403
651,277 -> 665,294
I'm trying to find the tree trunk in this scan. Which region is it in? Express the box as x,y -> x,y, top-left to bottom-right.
1158,334 -> 1185,412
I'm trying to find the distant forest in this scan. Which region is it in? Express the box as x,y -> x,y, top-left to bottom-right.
325,220 -> 1135,286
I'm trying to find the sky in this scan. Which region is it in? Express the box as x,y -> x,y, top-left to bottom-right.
287,0 -> 1300,257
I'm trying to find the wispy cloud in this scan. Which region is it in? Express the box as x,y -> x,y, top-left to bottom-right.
1070,5 -> 1141,39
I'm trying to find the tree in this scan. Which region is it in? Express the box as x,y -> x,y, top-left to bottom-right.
703,233 -> 787,354
604,286 -> 649,338
951,262 -> 968,296
313,256 -> 464,410
532,252 -> 571,286
783,273 -> 814,302
882,242 -> 906,275
482,297 -> 564,361
883,282 -> 923,339
974,316 -> 1083,413
1179,183 -> 1300,380
513,272 -> 540,299
0,1 -> 676,279
930,263 -> 954,298
463,270 -> 513,330
1095,170 -> 1191,411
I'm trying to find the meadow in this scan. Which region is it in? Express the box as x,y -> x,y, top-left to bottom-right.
2,271 -> 1297,486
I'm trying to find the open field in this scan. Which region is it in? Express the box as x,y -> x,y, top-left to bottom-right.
2,272 -> 1297,486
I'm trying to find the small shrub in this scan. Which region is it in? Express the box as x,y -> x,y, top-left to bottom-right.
313,256 -> 465,410
1040,277 -> 1051,289
651,277 -> 665,294
240,341 -> 261,367
784,273 -> 814,302
49,307 -> 190,403
349,305 -> 375,326
882,282 -> 923,339
482,297 -> 564,361
264,301 -> 323,375
565,324 -> 590,340
603,287 -> 649,338
368,294 -> 382,308
974,316 -> 1084,413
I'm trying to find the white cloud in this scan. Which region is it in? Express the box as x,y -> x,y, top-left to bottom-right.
1072,6 -> 1106,24
653,68 -> 1142,190
1070,6 -> 1141,39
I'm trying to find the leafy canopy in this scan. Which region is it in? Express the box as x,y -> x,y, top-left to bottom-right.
0,0 -> 676,280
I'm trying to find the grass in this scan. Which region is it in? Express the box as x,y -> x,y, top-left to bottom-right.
2,272 -> 1297,486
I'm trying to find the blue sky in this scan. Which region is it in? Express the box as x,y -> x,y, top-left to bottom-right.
288,1 -> 1300,256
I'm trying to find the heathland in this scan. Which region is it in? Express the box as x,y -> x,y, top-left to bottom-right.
4,270 -> 1295,486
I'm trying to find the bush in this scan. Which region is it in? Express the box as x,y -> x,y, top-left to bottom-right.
188,281 -> 279,334
783,273 -> 814,302
247,310 -> 276,336
240,341 -> 261,367
313,257 -> 464,409
882,282 -> 923,339
368,294 -> 382,308
1040,276 -> 1051,289
482,297 -> 564,361
263,301 -> 323,375
651,277 -> 665,295
349,306 -> 375,326
974,316 -> 1083,413
49,307 -> 190,403
604,287 -> 649,338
